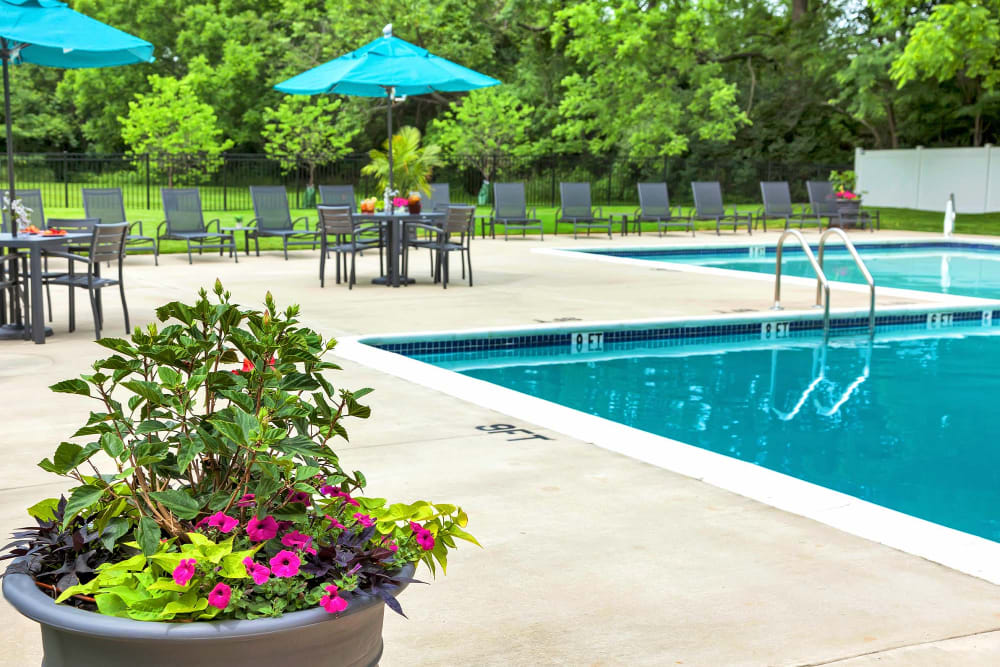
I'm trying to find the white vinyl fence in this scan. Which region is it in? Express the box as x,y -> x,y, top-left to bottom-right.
855,145 -> 1000,213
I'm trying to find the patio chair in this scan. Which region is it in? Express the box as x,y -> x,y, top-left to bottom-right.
318,185 -> 356,210
806,181 -> 874,231
758,181 -> 814,232
407,205 -> 475,288
423,183 -> 450,213
635,182 -> 691,236
248,186 -> 319,260
82,187 -> 158,264
159,188 -> 237,264
1,188 -> 44,232
45,222 -> 129,340
316,206 -> 383,289
491,182 -> 543,241
690,181 -> 752,235
556,182 -> 612,239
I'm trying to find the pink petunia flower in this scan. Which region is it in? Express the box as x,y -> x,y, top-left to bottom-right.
325,514 -> 346,530
380,535 -> 399,553
246,515 -> 279,542
269,550 -> 301,578
409,522 -> 435,551
281,530 -> 313,551
236,493 -> 255,507
208,582 -> 232,610
322,486 -> 360,507
207,511 -> 239,533
172,558 -> 197,586
242,557 -> 270,586
319,583 -> 349,614
286,490 -> 311,506
353,513 -> 374,528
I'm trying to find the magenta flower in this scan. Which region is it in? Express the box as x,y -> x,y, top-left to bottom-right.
319,485 -> 336,497
321,486 -> 360,507
353,513 -> 374,528
236,493 -> 255,507
242,557 -> 271,585
409,522 -> 435,551
206,511 -> 239,533
286,490 -> 311,506
281,530 -> 313,551
325,514 -> 346,530
246,515 -> 279,542
380,535 -> 399,553
207,582 -> 232,610
269,550 -> 301,578
172,558 -> 197,586
319,583 -> 349,614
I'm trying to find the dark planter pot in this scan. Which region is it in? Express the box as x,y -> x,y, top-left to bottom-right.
836,199 -> 861,215
2,562 -> 413,667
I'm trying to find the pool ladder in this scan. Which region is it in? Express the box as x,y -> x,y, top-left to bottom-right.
772,229 -> 876,339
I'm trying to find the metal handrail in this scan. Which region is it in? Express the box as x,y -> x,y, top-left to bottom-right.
773,229 -> 830,339
818,228 -> 876,334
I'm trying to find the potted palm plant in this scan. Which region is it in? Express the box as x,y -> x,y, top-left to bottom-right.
1,282 -> 476,667
362,126 -> 443,204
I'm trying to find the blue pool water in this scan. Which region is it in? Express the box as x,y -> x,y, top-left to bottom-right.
416,330 -> 1000,542
594,244 -> 1000,299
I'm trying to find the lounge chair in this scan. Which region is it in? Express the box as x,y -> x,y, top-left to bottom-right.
248,186 -> 319,260
159,188 -> 237,264
806,181 -> 874,231
556,182 -> 612,239
491,182 -> 543,240
316,205 -> 382,289
635,182 -> 691,236
82,187 -> 158,264
318,185 -> 356,210
758,181 -> 814,232
690,181 -> 752,235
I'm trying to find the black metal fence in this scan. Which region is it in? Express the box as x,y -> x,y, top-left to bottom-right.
0,152 -> 849,211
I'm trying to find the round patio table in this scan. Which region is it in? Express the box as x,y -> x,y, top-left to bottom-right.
356,211 -> 444,287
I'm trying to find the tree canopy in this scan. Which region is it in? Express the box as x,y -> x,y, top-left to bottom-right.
5,0 -> 999,166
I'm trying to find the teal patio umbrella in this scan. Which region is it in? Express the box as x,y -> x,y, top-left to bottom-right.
0,0 -> 154,237
274,24 -> 499,195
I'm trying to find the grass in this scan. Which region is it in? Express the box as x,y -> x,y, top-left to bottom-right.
42,204 -> 1000,255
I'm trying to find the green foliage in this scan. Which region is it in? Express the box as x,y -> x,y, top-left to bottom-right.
119,75 -> 234,186
11,283 -> 476,621
262,96 -> 362,186
828,170 -> 857,193
362,126 -> 443,197
428,88 -> 536,179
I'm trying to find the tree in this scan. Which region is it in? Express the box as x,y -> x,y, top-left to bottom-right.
118,74 -> 233,186
262,96 -> 362,187
361,126 -> 443,196
427,88 -> 536,182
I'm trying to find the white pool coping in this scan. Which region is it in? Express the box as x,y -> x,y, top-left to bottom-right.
337,306 -> 1000,586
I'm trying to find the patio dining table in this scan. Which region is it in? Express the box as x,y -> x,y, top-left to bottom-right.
358,211 -> 444,287
0,231 -> 92,344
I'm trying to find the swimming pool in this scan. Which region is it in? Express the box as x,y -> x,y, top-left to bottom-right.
581,242 -> 1000,300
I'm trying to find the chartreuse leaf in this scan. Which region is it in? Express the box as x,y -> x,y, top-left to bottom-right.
446,524 -> 481,547
147,578 -> 191,593
55,577 -> 102,603
163,591 -> 209,615
26,497 -> 59,521
220,546 -> 262,578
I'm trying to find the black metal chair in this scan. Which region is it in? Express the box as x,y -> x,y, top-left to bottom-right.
158,188 -> 237,264
423,183 -> 450,213
408,205 -> 475,289
82,187 -> 158,264
45,222 -> 130,340
556,182 -> 612,239
1,188 -> 44,232
248,186 -> 318,259
318,185 -> 357,210
806,180 -> 875,231
758,181 -> 813,232
316,206 -> 382,289
492,182 -> 543,240
690,182 -> 752,235
635,182 -> 691,236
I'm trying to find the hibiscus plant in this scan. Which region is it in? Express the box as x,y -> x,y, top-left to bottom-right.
2,282 -> 476,621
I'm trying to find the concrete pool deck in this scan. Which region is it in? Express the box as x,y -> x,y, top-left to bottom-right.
2,229 -> 999,665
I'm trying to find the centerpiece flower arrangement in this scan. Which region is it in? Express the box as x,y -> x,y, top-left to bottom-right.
2,282 -> 476,626
3,193 -> 32,232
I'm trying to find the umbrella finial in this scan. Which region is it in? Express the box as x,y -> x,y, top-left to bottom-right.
383,24 -> 392,38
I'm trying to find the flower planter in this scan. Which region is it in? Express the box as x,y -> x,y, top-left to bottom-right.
2,561 -> 413,667
836,199 -> 861,215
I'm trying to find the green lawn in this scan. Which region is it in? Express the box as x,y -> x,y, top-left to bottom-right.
43,204 -> 1000,255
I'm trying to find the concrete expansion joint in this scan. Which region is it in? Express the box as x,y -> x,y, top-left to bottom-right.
797,626 -> 1000,666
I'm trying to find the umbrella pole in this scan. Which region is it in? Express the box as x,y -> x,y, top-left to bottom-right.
385,87 -> 393,194
1,39 -> 15,238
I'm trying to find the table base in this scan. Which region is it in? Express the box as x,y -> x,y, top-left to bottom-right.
371,276 -> 415,287
0,323 -> 52,341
